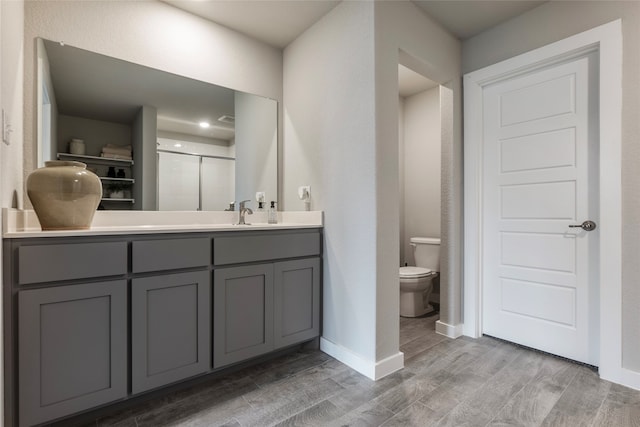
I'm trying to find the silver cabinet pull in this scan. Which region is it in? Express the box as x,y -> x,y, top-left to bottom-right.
569,220 -> 597,231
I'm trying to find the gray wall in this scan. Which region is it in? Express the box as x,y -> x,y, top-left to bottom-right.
400,86 -> 441,267
57,115 -> 131,157
284,0 -> 461,371
398,96 -> 405,266
2,0 -> 23,210
132,106 -> 157,211
374,1 -> 462,355
1,0 -> 25,421
284,0 -> 379,362
462,1 -> 640,372
36,38 -> 58,166
234,92 -> 278,205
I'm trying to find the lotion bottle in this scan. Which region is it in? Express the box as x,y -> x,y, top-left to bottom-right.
268,201 -> 278,224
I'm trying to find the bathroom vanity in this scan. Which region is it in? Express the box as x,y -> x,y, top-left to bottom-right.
2,210 -> 323,427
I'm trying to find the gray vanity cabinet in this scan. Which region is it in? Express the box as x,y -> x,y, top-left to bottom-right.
132,271 -> 211,394
4,229 -> 321,426
213,257 -> 321,368
212,230 -> 322,369
274,258 -> 321,349
18,280 -> 127,427
213,264 -> 274,368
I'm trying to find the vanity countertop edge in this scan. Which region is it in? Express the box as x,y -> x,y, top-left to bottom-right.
2,208 -> 323,238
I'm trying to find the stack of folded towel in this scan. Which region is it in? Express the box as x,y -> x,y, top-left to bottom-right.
100,144 -> 132,160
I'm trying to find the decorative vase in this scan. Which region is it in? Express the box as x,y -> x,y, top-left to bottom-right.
27,160 -> 103,230
68,138 -> 86,155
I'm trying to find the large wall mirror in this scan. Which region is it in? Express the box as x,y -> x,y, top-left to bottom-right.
37,38 -> 278,211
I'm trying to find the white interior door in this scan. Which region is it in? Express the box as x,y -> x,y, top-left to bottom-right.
482,52 -> 599,365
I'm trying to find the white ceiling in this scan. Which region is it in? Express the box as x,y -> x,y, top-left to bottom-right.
398,65 -> 438,97
164,0 -> 546,97
164,0 -> 547,47
44,39 -> 237,140
413,1 -> 546,40
163,0 -> 341,48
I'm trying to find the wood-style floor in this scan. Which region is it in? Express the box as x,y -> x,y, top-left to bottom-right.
88,314 -> 640,427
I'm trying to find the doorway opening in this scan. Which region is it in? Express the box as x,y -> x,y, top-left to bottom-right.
397,61 -> 443,345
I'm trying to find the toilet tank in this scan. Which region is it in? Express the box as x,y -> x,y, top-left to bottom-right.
411,237 -> 440,271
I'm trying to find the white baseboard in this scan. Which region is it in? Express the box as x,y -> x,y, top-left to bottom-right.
619,368 -> 640,391
375,352 -> 405,380
320,337 -> 404,380
435,320 -> 463,338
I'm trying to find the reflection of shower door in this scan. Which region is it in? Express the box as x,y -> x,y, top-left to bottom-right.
158,152 -> 200,211
158,151 -> 235,211
201,157 -> 235,211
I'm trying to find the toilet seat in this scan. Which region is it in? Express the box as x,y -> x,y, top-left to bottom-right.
399,266 -> 432,279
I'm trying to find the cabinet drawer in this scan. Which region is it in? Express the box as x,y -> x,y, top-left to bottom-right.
18,242 -> 127,285
132,238 -> 210,273
214,231 -> 320,265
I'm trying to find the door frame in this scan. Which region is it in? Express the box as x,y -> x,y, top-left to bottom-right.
463,20 -> 629,386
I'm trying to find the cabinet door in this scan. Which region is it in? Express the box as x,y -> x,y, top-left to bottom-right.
274,258 -> 321,349
132,271 -> 210,394
213,264 -> 274,368
19,281 -> 127,427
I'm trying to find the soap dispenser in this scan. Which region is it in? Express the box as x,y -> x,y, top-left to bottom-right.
255,191 -> 265,212
268,201 -> 278,224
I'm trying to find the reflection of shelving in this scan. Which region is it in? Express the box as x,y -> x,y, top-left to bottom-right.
57,152 -> 134,166
101,198 -> 135,203
57,152 -> 135,210
100,177 -> 135,184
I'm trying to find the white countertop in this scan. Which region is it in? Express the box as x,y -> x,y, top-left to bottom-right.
2,209 -> 323,238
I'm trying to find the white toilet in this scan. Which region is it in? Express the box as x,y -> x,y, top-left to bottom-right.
399,237 -> 440,317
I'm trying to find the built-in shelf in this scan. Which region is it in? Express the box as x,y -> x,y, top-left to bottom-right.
101,198 -> 135,203
58,153 -> 135,210
58,153 -> 134,166
100,177 -> 135,184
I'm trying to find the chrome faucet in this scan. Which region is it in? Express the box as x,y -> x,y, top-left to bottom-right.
236,200 -> 253,225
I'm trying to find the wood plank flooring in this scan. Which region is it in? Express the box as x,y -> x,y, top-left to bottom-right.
81,314 -> 640,426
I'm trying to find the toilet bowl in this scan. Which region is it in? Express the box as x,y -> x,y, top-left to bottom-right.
399,266 -> 436,317
399,237 -> 440,317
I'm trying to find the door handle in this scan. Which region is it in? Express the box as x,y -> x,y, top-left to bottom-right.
569,220 -> 597,231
